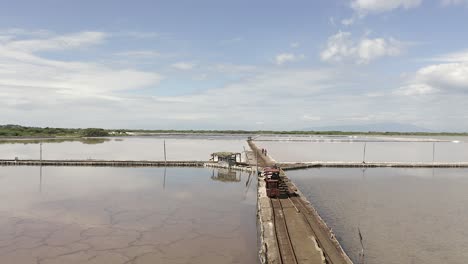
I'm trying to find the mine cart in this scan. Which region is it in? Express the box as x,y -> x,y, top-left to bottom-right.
263,167 -> 280,179
264,167 -> 281,198
265,179 -> 279,198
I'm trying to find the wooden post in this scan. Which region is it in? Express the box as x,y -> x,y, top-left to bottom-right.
243,146 -> 247,163
164,140 -> 167,165
163,167 -> 166,190
40,143 -> 43,164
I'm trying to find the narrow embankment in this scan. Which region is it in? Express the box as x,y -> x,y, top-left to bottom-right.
0,159 -> 205,167
280,161 -> 468,169
247,140 -> 276,167
250,140 -> 353,264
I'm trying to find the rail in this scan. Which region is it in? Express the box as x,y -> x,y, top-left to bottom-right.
271,198 -> 299,264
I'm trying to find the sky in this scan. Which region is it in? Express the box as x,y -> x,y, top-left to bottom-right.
0,0 -> 467,131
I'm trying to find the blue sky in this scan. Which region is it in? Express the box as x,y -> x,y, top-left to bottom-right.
0,0 -> 467,131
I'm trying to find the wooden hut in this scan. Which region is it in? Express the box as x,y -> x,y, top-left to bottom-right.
211,152 -> 242,166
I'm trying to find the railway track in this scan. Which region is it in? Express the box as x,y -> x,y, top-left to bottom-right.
271,197 -> 299,264
289,196 -> 336,264
253,142 -> 352,264
270,178 -> 350,264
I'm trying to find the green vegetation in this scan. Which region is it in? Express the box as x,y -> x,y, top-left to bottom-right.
0,125 -> 109,138
0,125 -> 81,137
81,128 -> 110,137
0,138 -> 110,145
1,124 -> 467,138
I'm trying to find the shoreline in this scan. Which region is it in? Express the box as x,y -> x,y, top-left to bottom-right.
1,128 -> 468,139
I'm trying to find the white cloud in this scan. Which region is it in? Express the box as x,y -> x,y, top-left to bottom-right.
351,0 -> 422,14
116,50 -> 161,58
139,66 -> 461,130
416,63 -> 468,90
5,31 -> 106,52
359,38 -> 401,61
394,84 -> 438,96
321,32 -> 355,62
396,62 -> 468,96
171,62 -> 195,70
441,0 -> 468,5
430,49 -> 468,62
341,17 -> 356,26
0,30 -> 162,104
345,0 -> 421,25
0,28 -> 52,38
114,31 -> 159,39
321,31 -> 403,64
275,53 -> 305,65
36,67 -> 337,129
1,29 -> 467,131
213,63 -> 258,73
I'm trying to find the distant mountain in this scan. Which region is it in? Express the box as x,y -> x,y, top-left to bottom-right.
304,122 -> 433,133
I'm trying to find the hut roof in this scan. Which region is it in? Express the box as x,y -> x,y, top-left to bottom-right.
212,151 -> 239,158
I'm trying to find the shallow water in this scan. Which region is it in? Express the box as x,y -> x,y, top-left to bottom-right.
0,136 -> 249,161
0,167 -> 258,264
288,168 -> 468,264
256,138 -> 468,163
3,134 -> 467,163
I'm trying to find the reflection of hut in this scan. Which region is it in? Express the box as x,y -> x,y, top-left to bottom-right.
211,152 -> 242,166
211,169 -> 241,182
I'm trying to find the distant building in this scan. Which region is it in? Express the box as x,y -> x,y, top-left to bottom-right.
210,152 -> 242,166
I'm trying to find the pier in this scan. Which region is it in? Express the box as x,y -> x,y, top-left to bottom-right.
249,140 -> 353,264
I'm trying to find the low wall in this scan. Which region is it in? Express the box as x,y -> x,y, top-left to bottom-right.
257,174 -> 280,264
204,162 -> 254,172
0,159 -> 205,167
280,161 -> 468,170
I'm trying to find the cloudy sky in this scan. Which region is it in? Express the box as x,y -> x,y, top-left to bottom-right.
0,0 -> 467,131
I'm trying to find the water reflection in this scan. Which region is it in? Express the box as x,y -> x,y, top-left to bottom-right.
39,165 -> 43,193
0,137 -> 110,145
0,136 -> 249,161
211,169 -> 241,182
244,172 -> 254,201
288,168 -> 468,264
258,140 -> 468,163
163,167 -> 167,190
0,167 -> 258,264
